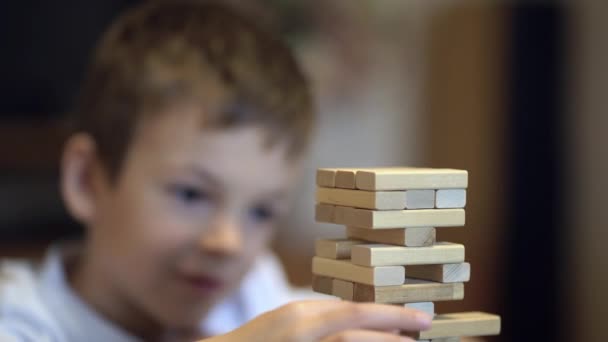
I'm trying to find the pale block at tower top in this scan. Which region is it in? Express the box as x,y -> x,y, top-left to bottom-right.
335,170 -> 357,189
312,256 -> 405,286
413,312 -> 501,340
436,189 -> 467,208
316,168 -> 338,187
346,226 -> 436,247
355,168 -> 468,191
351,242 -> 465,267
316,187 -> 407,210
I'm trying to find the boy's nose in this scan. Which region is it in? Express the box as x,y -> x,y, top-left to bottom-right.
197,214 -> 243,257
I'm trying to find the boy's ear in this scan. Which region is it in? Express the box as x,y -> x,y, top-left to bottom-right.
60,133 -> 104,224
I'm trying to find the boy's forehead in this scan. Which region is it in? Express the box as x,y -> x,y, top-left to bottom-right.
131,105 -> 299,190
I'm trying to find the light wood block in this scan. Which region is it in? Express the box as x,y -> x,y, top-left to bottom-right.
355,168 -> 468,191
332,279 -> 354,300
315,203 -> 335,223
405,190 -> 436,209
335,170 -> 357,189
312,275 -> 333,295
412,312 -> 501,340
316,168 -> 337,187
312,256 -> 405,286
407,263 -> 471,283
342,206 -> 466,229
436,189 -> 467,208
315,238 -> 364,259
347,226 -> 436,247
404,301 -> 435,316
352,278 -> 464,303
316,187 -> 407,210
351,242 -> 465,267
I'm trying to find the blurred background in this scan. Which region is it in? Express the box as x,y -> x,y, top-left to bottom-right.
1,1 -> 607,341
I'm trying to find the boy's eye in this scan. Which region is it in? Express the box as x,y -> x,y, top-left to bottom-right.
169,184 -> 209,204
250,206 -> 276,223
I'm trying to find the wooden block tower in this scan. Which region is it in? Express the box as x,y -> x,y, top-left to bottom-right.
312,167 -> 501,341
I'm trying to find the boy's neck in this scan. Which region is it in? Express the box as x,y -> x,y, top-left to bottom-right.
67,240 -> 189,341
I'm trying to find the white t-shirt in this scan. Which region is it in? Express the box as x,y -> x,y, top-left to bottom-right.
0,244 -> 309,341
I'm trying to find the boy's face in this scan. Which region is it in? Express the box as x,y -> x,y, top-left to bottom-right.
82,103 -> 300,329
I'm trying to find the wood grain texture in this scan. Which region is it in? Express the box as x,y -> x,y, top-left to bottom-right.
315,238 -> 364,259
355,168 -> 468,191
347,226 -> 436,247
315,203 -> 335,223
351,242 -> 465,267
410,312 -> 501,339
335,170 -> 357,189
333,205 -> 351,225
316,168 -> 338,187
342,206 -> 466,229
436,189 -> 467,208
407,263 -> 471,283
316,187 -> 407,210
332,279 -> 354,300
352,278 -> 464,303
312,275 -> 333,295
312,256 -> 405,286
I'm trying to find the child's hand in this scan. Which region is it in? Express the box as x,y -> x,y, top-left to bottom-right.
203,300 -> 432,342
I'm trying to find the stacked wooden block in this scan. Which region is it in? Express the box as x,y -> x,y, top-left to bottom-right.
312,167 -> 501,341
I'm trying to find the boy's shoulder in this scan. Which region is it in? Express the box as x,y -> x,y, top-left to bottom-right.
0,259 -> 63,341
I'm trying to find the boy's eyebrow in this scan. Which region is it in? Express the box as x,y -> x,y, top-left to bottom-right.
186,165 -> 224,191
260,190 -> 289,202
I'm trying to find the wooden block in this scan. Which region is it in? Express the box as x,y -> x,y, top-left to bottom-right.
342,206 -> 465,229
315,203 -> 335,223
411,312 -> 501,340
347,226 -> 436,247
405,190 -> 436,209
335,170 -> 357,189
312,256 -> 405,286
315,238 -> 364,259
312,275 -> 333,295
332,279 -> 354,300
316,168 -> 337,187
404,302 -> 435,316
406,263 -> 471,283
333,205 -> 352,225
430,338 -> 460,342
353,278 -> 464,303
436,189 -> 467,208
355,168 -> 468,191
316,187 -> 407,210
351,242 -> 465,267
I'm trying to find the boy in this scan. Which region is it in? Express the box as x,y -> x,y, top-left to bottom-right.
0,1 -> 431,341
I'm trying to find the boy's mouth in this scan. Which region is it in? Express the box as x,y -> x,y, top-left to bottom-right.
180,273 -> 224,294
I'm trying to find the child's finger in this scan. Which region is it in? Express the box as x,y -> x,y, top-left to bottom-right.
320,329 -> 415,342
307,302 -> 432,340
